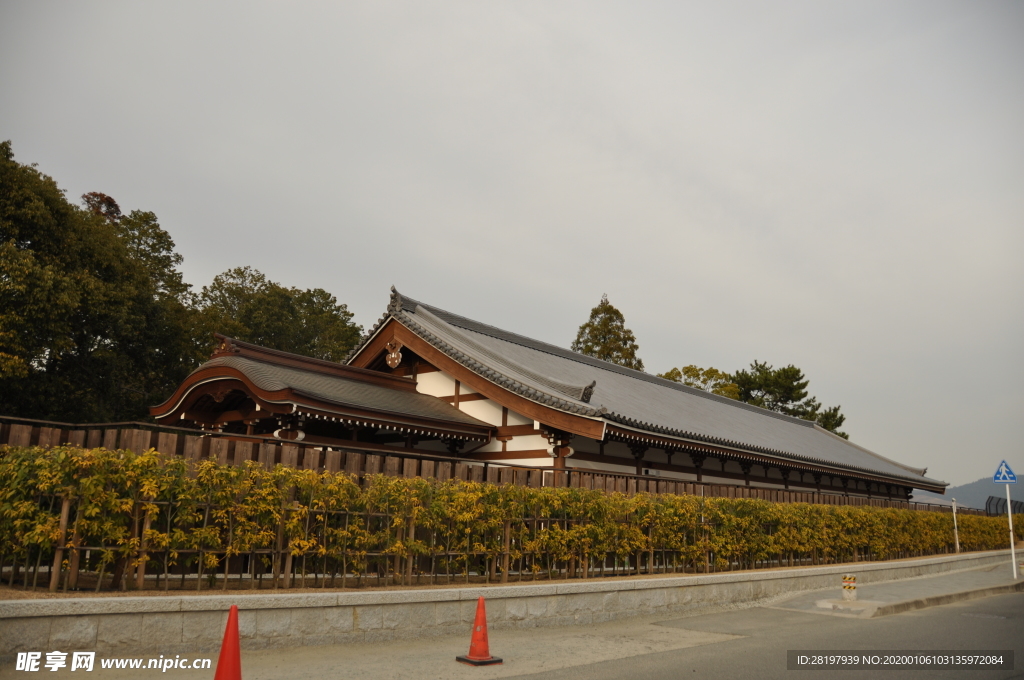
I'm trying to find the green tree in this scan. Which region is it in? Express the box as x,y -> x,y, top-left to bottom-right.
196,266 -> 361,361
0,142 -> 199,421
570,294 -> 644,371
658,365 -> 740,400
731,360 -> 848,438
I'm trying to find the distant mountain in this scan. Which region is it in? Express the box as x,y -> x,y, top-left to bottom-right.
914,477 -> 1012,511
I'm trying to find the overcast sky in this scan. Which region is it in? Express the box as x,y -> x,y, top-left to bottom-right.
3,2 -> 1022,487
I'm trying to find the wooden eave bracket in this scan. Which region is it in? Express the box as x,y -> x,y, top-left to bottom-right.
604,424 -> 934,491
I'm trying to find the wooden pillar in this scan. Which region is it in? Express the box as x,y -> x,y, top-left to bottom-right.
49,498 -> 71,592
740,462 -> 752,487
689,452 -> 705,483
628,443 -> 648,477
545,429 -> 573,471
553,451 -> 567,470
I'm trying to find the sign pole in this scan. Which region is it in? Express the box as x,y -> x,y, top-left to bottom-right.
951,498 -> 960,554
993,461 -> 1017,579
1008,483 -> 1017,580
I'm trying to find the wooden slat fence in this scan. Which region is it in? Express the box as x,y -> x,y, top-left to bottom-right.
0,415 -> 982,515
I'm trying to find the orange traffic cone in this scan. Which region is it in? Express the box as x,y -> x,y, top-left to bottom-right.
456,597 -> 502,666
213,605 -> 242,680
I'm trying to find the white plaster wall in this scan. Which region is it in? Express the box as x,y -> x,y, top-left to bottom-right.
459,399 -> 503,426
415,371 -> 456,397
473,439 -> 504,453
696,473 -> 789,490
495,457 -> 553,467
506,434 -> 547,452
413,368 -> 479,398
567,457 -> 638,474
505,409 -> 532,426
639,468 -> 692,481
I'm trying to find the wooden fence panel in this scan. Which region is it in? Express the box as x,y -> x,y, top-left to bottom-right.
325,449 -> 341,472
121,429 -> 150,453
181,435 -> 203,462
236,442 -> 257,466
7,424 -> 31,447
436,461 -> 452,482
280,444 -> 299,468
155,432 -> 178,456
257,443 -> 275,469
3,418 -> 983,513
208,438 -> 229,465
302,447 -> 320,470
38,427 -> 59,447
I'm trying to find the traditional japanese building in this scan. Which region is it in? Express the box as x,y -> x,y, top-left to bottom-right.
151,287 -> 947,500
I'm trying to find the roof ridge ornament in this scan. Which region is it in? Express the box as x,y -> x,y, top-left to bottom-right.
580,380 -> 596,403
212,334 -> 240,357
388,286 -> 404,315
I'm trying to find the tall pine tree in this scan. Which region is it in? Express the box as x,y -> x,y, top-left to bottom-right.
571,294 -> 644,371
732,360 -> 849,438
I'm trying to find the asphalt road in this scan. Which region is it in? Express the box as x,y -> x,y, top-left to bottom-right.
4,590 -> 1020,679
509,592 -> 1024,680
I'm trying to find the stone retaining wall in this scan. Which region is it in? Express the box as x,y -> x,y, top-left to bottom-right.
0,550 -> 1010,659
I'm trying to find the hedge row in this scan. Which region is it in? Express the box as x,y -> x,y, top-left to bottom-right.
0,445 -> 1019,591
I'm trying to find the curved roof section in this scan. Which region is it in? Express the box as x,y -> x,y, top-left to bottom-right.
198,355 -> 488,428
358,289 -> 945,489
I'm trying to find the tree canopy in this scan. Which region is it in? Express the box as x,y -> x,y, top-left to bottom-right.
570,294 -> 644,371
0,141 -> 364,422
732,360 -> 849,438
658,365 -> 740,400
196,266 -> 361,362
0,145 -> 199,421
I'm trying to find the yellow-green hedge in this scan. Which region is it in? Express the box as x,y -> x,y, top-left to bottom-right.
0,445 -> 1019,588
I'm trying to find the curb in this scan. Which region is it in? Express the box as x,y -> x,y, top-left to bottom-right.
872,580 -> 1024,617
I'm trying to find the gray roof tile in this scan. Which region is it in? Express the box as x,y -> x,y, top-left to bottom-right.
363,288 -> 945,489
196,355 -> 489,429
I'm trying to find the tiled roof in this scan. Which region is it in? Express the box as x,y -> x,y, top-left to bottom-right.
192,354 -> 489,429
349,288 -> 946,489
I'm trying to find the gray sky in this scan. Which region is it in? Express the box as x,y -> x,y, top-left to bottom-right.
2,2 -> 1022,487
